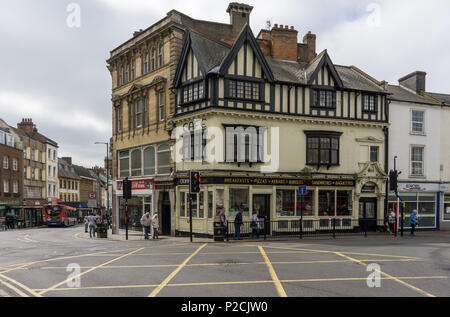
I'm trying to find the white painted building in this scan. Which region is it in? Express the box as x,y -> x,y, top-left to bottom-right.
45,141 -> 59,201
388,71 -> 444,230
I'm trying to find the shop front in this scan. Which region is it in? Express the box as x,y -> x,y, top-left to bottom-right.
114,178 -> 154,232
440,183 -> 450,230
175,176 -> 386,237
389,183 -> 440,230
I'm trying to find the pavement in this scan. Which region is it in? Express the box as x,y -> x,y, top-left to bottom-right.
0,225 -> 449,298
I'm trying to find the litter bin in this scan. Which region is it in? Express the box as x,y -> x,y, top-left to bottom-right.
97,223 -> 108,239
214,222 -> 225,242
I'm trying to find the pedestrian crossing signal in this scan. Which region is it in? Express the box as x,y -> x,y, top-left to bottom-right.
123,178 -> 132,200
190,171 -> 200,193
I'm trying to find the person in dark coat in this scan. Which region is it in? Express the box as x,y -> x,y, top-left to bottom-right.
234,210 -> 243,240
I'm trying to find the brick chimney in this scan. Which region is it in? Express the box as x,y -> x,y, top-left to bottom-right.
270,24 -> 299,61
17,118 -> 35,134
62,157 -> 72,165
227,3 -> 253,34
399,71 -> 427,95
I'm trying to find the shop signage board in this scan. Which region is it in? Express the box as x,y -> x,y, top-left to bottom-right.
176,177 -> 355,187
399,183 -> 440,192
114,179 -> 155,196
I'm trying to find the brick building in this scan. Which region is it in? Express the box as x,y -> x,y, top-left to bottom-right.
0,119 -> 24,224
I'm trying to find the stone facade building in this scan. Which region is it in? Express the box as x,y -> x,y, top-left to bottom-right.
107,2 -> 257,234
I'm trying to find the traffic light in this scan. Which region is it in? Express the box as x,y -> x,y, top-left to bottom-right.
190,171 -> 201,193
389,170 -> 398,192
123,178 -> 132,200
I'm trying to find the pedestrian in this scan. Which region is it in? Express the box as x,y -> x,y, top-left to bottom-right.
140,212 -> 152,240
219,208 -> 227,239
84,215 -> 89,233
152,214 -> 160,240
388,209 -> 396,234
234,210 -> 243,240
410,210 -> 419,236
88,213 -> 97,238
251,211 -> 260,239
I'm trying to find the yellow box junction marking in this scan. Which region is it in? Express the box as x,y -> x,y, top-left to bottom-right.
258,246 -> 287,297
148,243 -> 208,297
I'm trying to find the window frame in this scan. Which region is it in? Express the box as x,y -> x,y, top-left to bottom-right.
411,109 -> 425,135
180,80 -> 206,106
311,88 -> 337,109
305,131 -> 342,167
226,79 -> 262,102
370,146 -> 379,163
158,91 -> 165,122
362,94 -> 378,113
410,145 -> 425,177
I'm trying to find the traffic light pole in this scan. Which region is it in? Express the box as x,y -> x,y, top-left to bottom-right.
392,156 -> 404,237
125,198 -> 128,241
189,194 -> 193,243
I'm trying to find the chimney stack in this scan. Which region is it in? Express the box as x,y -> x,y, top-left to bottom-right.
227,3 -> 254,34
399,71 -> 427,95
62,157 -> 72,165
270,24 -> 299,61
17,118 -> 35,134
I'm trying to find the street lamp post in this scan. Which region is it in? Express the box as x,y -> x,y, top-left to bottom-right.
95,142 -> 110,229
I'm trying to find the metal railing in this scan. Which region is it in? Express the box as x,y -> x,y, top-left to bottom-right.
226,218 -> 391,241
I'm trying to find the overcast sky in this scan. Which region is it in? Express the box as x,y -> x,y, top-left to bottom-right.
1,0 -> 449,167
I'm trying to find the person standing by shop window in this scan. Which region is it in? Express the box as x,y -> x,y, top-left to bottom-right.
234,210 -> 243,240
219,208 -> 227,239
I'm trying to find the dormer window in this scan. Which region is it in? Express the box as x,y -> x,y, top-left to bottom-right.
182,81 -> 205,104
227,80 -> 260,101
363,95 -> 377,113
311,89 -> 336,109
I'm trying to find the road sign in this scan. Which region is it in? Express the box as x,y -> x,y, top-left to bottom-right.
298,186 -> 307,195
88,192 -> 97,200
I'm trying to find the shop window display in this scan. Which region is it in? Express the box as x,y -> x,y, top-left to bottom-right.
319,190 -> 335,217
276,190 -> 295,217
229,188 -> 249,218
296,190 -> 314,217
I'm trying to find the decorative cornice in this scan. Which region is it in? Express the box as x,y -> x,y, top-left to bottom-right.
173,108 -> 389,129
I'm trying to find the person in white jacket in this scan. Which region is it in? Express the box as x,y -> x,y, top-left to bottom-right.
152,214 -> 160,239
140,212 -> 152,240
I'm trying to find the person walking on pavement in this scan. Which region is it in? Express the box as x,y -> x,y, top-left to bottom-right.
152,214 -> 160,240
140,212 -> 152,240
251,211 -> 260,239
410,210 -> 419,236
88,213 -> 97,238
388,209 -> 396,234
234,210 -> 243,240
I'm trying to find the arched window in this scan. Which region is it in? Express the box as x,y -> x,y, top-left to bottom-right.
131,149 -> 142,177
157,144 -> 171,175
143,146 -> 155,176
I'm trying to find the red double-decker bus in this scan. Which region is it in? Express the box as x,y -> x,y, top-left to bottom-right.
43,204 -> 78,227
